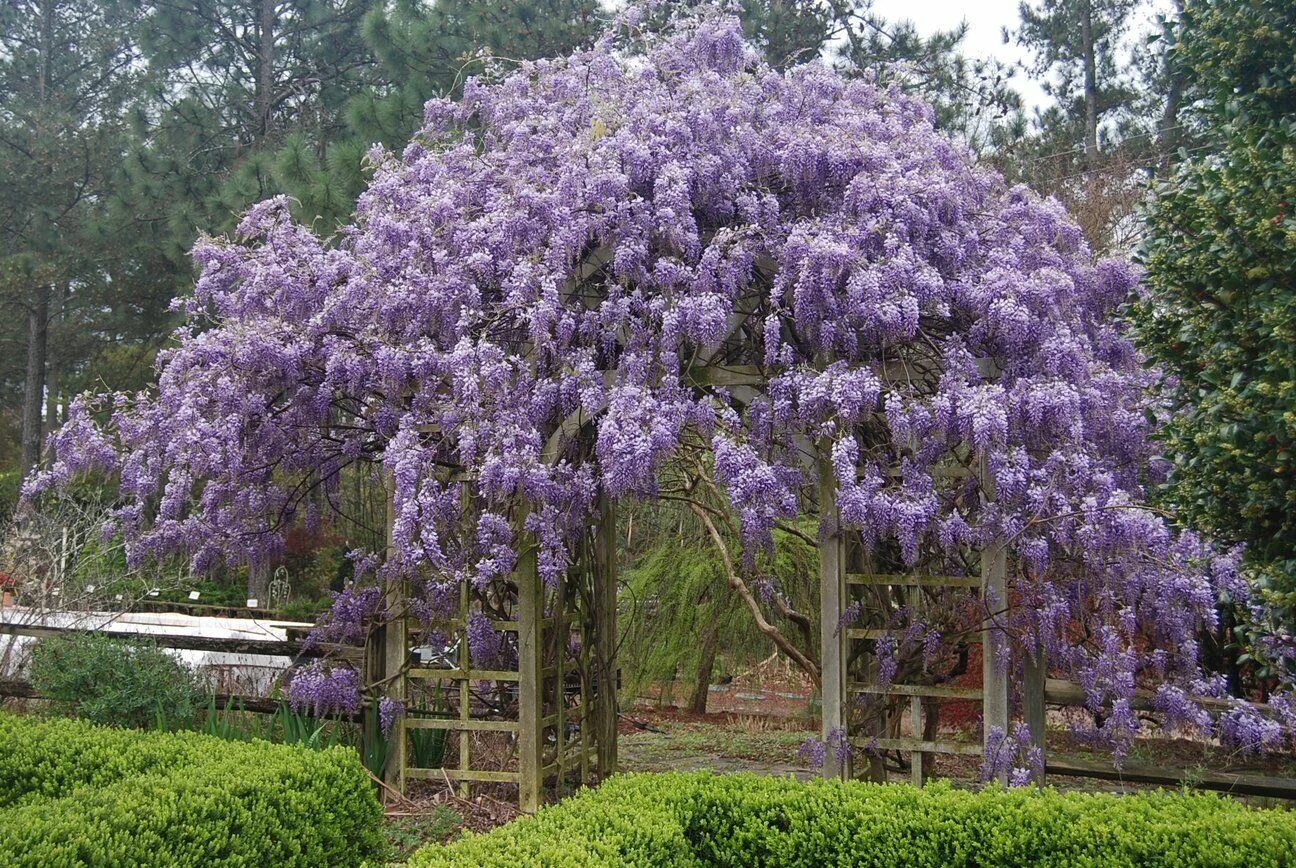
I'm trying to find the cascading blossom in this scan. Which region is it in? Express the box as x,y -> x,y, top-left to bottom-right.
26,12 -> 1289,757
287,662 -> 362,718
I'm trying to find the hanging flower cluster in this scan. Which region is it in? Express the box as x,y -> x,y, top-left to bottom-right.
27,13 -> 1287,756
287,662 -> 362,718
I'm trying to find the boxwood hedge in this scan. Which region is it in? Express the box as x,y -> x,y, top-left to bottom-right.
411,771 -> 1296,867
0,712 -> 384,866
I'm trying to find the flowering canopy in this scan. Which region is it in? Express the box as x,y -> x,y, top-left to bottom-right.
31,15 -> 1281,757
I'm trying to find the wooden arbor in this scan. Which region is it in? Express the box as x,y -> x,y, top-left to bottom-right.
696,358 -> 1020,786
371,495 -> 618,812
363,245 -> 1025,807
814,358 -> 1022,785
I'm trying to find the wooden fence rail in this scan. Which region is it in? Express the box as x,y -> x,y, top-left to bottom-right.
0,677 -> 362,721
1029,670 -> 1296,799
0,621 -> 359,661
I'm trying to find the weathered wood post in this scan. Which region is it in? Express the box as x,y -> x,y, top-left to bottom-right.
818,449 -> 850,780
908,582 -> 925,787
1024,647 -> 1047,782
516,505 -> 544,812
593,494 -> 619,777
381,469 -> 407,793
979,456 -> 1009,784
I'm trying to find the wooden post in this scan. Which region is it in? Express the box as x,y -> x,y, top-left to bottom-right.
555,560 -> 568,799
456,580 -> 470,798
593,495 -> 618,777
817,450 -> 849,780
1024,646 -> 1046,783
909,696 -> 924,786
980,456 -> 1009,784
908,582 -> 924,787
517,507 -> 544,812
382,469 -> 407,793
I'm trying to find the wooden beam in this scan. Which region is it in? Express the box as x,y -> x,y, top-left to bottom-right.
594,494 -> 618,777
1046,758 -> 1296,801
516,508 -> 543,813
846,627 -> 982,644
405,717 -> 519,733
0,621 -> 355,659
857,737 -> 984,757
1041,678 -> 1275,717
817,447 -> 849,780
849,682 -> 984,700
0,679 -> 365,721
407,667 -> 520,682
845,574 -> 981,588
406,767 -> 521,784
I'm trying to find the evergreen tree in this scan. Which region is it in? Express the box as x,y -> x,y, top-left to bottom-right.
1014,0 -> 1140,166
1134,0 -> 1296,663
833,5 -> 1024,149
736,0 -> 834,69
0,0 -> 145,478
131,0 -> 378,234
350,0 -> 604,149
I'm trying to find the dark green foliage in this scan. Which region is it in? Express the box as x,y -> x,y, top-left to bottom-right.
1133,0 -> 1296,637
0,711 -> 385,866
409,720 -> 449,768
1175,0 -> 1296,128
28,633 -> 199,729
410,771 -> 1296,867
387,805 -> 462,861
353,0 -> 604,150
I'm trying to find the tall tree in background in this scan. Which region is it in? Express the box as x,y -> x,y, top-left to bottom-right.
352,0 -> 604,149
131,0 -> 378,237
833,4 -> 1024,149
1015,0 -> 1138,165
1134,0 -> 1296,673
734,0 -> 833,69
0,1 -> 144,478
1003,0 -> 1195,252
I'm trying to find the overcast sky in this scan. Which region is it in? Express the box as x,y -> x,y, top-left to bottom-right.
870,0 -> 1174,113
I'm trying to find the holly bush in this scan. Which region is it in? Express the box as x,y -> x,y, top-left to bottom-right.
1134,0 -> 1296,638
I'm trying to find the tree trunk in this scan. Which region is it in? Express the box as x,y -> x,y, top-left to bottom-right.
920,697 -> 939,779
1081,0 -> 1099,166
21,286 -> 50,477
44,284 -> 65,456
256,0 -> 276,142
247,561 -> 271,604
1156,0 -> 1186,160
689,614 -> 721,714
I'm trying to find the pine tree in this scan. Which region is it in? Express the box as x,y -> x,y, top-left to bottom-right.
0,0 -> 145,477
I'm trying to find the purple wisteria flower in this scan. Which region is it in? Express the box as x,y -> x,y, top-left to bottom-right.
981,724 -> 1044,786
287,662 -> 362,718
22,9 -> 1294,759
379,697 -> 405,737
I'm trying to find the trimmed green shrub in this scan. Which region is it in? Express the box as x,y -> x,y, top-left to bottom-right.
0,712 -> 384,866
410,771 -> 1296,867
27,632 -> 199,728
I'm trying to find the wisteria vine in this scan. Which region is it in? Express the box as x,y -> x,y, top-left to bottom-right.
28,11 -> 1290,761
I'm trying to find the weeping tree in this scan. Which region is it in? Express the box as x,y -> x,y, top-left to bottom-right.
28,9 -> 1294,767
619,494 -> 818,714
